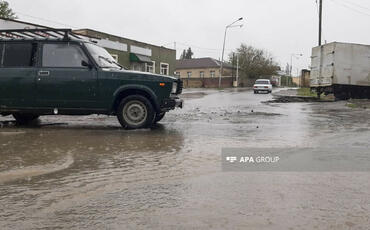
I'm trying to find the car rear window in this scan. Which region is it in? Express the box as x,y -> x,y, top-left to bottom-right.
0,44 -> 3,65
42,43 -> 88,68
2,43 -> 37,67
256,80 -> 270,84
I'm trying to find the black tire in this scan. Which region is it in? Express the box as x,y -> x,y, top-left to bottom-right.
154,112 -> 166,123
13,114 -> 39,125
117,95 -> 155,129
254,91 -> 257,94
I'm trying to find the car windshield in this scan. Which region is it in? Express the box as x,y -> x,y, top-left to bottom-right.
255,80 -> 270,84
84,43 -> 121,69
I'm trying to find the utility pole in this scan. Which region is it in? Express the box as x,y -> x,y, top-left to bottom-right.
319,0 -> 323,46
236,54 -> 239,87
219,28 -> 228,88
219,17 -> 243,88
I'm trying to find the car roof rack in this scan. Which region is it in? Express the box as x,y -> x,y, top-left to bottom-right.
0,28 -> 83,41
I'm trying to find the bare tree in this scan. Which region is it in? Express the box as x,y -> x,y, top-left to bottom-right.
230,43 -> 279,79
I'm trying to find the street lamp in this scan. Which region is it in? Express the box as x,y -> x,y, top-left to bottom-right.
219,17 -> 243,88
290,53 -> 303,77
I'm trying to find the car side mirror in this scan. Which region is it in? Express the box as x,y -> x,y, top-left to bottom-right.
81,60 -> 92,69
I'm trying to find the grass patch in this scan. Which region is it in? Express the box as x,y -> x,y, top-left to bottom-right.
346,100 -> 370,109
297,88 -> 335,101
297,88 -> 317,97
346,103 -> 359,108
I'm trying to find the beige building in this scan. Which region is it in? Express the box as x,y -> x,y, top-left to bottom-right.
175,58 -> 234,79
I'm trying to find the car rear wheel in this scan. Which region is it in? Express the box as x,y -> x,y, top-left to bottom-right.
117,95 -> 155,129
13,114 -> 39,125
254,91 -> 258,94
154,112 -> 166,123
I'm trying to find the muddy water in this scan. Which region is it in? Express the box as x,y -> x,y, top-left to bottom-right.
0,88 -> 369,229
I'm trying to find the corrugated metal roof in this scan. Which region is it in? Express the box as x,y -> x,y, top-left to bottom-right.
176,57 -> 234,70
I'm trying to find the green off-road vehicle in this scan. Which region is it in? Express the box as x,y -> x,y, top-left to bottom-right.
0,29 -> 183,129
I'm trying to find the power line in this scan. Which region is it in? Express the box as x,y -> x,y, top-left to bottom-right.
176,42 -> 224,51
15,11 -> 78,28
337,0 -> 370,11
329,0 -> 370,17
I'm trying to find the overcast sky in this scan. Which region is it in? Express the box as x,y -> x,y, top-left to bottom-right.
7,0 -> 370,76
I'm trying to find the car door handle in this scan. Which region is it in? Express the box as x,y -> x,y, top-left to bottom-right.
38,71 -> 50,77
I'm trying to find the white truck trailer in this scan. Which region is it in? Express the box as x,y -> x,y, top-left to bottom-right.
310,42 -> 370,99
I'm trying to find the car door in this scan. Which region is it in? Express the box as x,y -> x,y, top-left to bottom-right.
36,42 -> 98,109
0,42 -> 38,108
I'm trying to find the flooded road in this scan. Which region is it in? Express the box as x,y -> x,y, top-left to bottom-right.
1,88 -> 369,229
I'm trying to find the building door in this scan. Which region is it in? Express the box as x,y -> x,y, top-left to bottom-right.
36,43 -> 98,109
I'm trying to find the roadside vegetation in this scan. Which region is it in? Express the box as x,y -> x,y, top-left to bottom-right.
229,44 -> 280,81
346,100 -> 370,109
297,88 -> 317,97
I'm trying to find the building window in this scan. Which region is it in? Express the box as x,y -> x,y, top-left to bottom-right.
187,71 -> 192,78
146,61 -> 155,73
175,72 -> 180,78
210,70 -> 215,78
200,71 -> 204,78
111,54 -> 119,62
131,63 -> 145,72
160,63 -> 169,75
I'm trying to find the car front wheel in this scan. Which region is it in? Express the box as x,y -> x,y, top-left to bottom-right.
117,95 -> 155,129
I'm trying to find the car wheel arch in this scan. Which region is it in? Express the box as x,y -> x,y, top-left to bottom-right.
112,86 -> 159,114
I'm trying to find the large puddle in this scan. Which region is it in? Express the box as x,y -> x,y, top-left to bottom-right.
1,88 -> 369,229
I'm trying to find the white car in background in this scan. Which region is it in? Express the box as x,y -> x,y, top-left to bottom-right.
253,79 -> 272,94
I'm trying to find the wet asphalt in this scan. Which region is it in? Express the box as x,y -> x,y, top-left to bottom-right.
0,88 -> 369,230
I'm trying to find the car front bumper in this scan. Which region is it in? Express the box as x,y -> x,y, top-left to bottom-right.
160,96 -> 184,112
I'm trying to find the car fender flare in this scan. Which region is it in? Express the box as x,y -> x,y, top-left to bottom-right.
112,85 -> 160,112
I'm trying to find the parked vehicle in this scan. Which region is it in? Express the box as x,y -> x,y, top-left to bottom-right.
0,29 -> 183,129
253,79 -> 272,94
310,42 -> 370,99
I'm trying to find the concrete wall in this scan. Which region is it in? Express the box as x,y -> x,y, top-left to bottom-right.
292,70 -> 310,87
292,77 -> 300,86
183,77 -> 233,88
177,67 -> 233,79
301,70 -> 310,87
238,77 -> 258,87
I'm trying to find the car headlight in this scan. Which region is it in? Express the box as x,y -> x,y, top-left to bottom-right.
171,82 -> 178,94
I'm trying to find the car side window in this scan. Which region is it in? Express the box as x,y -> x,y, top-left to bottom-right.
42,43 -> 89,68
2,43 -> 37,67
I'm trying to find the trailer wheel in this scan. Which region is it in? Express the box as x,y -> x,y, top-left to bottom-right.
13,114 -> 39,125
